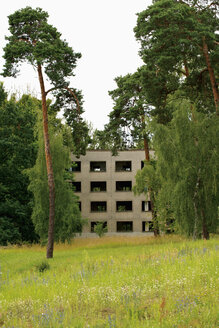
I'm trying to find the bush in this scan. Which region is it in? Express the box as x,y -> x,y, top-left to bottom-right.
94,222 -> 108,238
35,260 -> 50,273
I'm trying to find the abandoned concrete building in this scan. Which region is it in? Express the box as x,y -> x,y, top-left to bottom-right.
71,150 -> 153,235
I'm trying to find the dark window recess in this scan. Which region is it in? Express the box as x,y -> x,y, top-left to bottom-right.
142,201 -> 151,211
91,181 -> 107,192
142,221 -> 153,232
115,161 -> 131,172
116,201 -> 132,212
91,201 -> 107,212
141,161 -> 145,169
72,182 -> 81,192
117,221 -> 133,232
77,201 -> 81,211
71,161 -> 81,172
90,161 -> 106,172
91,221 -> 107,233
116,181 -> 132,192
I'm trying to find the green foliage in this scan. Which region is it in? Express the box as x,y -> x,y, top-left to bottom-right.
2,6 -> 87,158
154,100 -> 219,237
27,117 -> 83,243
51,89 -> 90,157
0,85 -> 39,244
118,205 -> 126,212
2,7 -> 81,87
88,127 -> 115,151
134,0 -> 219,114
94,222 -> 108,238
134,161 -> 160,198
107,71 -> 152,153
0,217 -> 21,245
35,260 -> 50,273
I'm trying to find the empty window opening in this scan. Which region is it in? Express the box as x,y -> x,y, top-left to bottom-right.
115,161 -> 132,172
117,221 -> 133,232
116,201 -> 132,212
90,161 -> 106,172
142,201 -> 151,211
72,182 -> 81,192
91,221 -> 107,233
91,202 -> 107,212
142,221 -> 153,232
116,181 -> 132,192
78,201 -> 81,211
91,181 -> 107,192
71,161 -> 81,172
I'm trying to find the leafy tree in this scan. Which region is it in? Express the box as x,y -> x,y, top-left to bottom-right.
51,89 -> 90,157
88,127 -> 118,150
154,100 -> 219,239
0,217 -> 21,246
107,72 -> 159,235
133,161 -> 161,235
0,84 -> 39,244
2,7 -> 82,257
27,118 -> 83,244
108,71 -> 152,158
133,0 -> 219,238
134,0 -> 219,115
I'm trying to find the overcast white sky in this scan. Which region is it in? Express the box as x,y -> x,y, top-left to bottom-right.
0,0 -> 152,129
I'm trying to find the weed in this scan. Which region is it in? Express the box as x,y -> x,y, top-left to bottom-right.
35,260 -> 50,273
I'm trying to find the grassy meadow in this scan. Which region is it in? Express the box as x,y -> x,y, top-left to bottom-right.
0,235 -> 219,328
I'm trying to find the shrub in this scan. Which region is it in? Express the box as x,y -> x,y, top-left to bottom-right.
35,260 -> 50,273
94,222 -> 108,238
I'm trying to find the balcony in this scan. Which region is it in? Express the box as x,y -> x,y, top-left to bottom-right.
91,201 -> 107,212
91,181 -> 107,192
142,201 -> 151,212
72,182 -> 81,192
91,221 -> 107,232
115,161 -> 131,172
117,221 -> 133,232
116,201 -> 132,212
71,161 -> 81,172
90,161 -> 106,172
116,181 -> 132,192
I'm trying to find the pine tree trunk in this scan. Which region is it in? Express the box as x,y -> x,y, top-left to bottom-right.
143,136 -> 150,161
202,37 -> 219,114
37,64 -> 55,259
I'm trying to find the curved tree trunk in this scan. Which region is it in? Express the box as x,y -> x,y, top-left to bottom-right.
37,64 -> 55,259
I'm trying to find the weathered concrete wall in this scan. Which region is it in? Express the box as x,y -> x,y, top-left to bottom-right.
71,150 -> 153,233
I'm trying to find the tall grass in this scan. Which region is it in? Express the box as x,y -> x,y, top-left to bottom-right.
0,235 -> 218,327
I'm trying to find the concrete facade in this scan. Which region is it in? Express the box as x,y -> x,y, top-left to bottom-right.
71,150 -> 153,234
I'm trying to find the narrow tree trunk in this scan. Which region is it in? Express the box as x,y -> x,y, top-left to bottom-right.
201,209 -> 209,240
37,64 -> 55,259
202,37 -> 219,114
192,168 -> 201,240
183,58 -> 189,77
192,198 -> 198,240
143,136 -> 150,162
